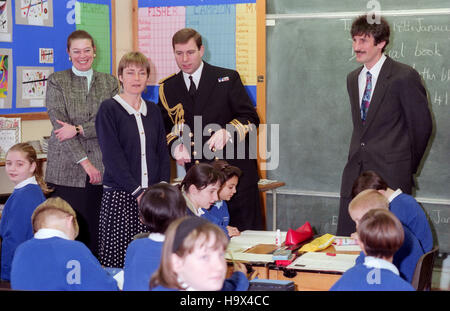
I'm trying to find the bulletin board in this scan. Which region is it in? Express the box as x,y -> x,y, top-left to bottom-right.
0,0 -> 115,120
133,0 -> 266,114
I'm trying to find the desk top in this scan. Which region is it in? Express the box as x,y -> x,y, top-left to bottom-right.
258,179 -> 286,192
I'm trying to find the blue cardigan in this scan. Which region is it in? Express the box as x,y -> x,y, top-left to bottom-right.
0,184 -> 45,281
95,97 -> 170,197
390,193 -> 433,253
11,237 -> 118,291
330,262 -> 415,291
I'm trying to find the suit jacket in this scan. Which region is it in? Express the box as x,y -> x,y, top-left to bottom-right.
158,62 -> 260,189
340,56 -> 432,198
45,69 -> 119,188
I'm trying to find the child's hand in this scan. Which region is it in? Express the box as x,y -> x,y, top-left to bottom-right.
227,226 -> 240,237
350,232 -> 359,242
233,262 -> 247,274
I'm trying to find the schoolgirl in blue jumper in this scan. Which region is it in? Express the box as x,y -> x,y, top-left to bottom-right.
178,163 -> 223,218
330,208 -> 415,291
207,160 -> 241,237
150,216 -> 248,291
123,183 -> 186,291
352,170 -> 433,253
95,52 -> 170,268
0,143 -> 50,281
10,197 -> 118,291
348,189 -> 424,283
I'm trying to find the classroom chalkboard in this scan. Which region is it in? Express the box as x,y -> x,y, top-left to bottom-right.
265,8 -> 450,201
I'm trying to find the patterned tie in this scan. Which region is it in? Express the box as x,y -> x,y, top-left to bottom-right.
361,71 -> 372,122
188,75 -> 196,97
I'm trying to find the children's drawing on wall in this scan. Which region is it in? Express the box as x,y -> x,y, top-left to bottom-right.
39,48 -> 54,64
0,1 -> 8,32
0,0 -> 12,41
0,48 -> 12,108
22,69 -> 49,99
16,66 -> 53,108
0,54 -> 8,98
16,0 -> 53,27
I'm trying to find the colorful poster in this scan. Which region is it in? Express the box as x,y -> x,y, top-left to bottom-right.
138,6 -> 186,85
0,0 -> 12,42
16,0 -> 53,27
16,66 -> 53,108
0,54 -> 7,98
39,48 -> 54,64
22,69 -> 50,99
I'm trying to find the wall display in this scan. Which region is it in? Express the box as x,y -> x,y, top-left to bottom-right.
0,0 -> 114,117
0,0 -> 12,42
135,0 -> 258,105
0,48 -> 12,109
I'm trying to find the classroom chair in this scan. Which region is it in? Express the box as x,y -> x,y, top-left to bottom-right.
411,246 -> 439,291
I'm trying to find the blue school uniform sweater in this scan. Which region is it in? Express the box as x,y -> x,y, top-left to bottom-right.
390,192 -> 433,253
123,237 -> 163,291
10,237 -> 118,291
0,184 -> 45,281
355,225 -> 424,283
150,272 -> 249,291
330,259 -> 415,291
202,201 -> 230,236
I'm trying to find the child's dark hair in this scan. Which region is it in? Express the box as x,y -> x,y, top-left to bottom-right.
138,183 -> 187,234
358,209 -> 404,259
7,143 -> 53,195
179,163 -> 223,193
211,160 -> 241,182
351,170 -> 388,198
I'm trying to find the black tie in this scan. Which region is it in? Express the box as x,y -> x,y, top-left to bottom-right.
189,75 -> 196,96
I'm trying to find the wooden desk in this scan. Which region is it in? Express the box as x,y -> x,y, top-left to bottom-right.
267,245 -> 361,291
258,179 -> 285,230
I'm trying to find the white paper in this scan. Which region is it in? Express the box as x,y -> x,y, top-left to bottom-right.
287,252 -> 359,273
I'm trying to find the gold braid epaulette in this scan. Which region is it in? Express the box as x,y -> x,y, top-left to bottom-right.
159,74 -> 185,145
229,119 -> 252,142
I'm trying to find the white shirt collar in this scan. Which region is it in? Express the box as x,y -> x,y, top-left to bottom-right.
148,232 -> 165,242
183,61 -> 204,90
72,66 -> 93,78
362,53 -> 386,77
34,228 -> 71,240
388,189 -> 403,202
14,176 -> 38,189
214,200 -> 224,209
113,94 -> 147,116
364,256 -> 399,275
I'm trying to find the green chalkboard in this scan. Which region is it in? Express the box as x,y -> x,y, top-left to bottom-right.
267,0 -> 450,14
266,13 -> 450,200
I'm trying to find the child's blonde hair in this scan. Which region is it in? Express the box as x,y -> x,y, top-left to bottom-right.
32,197 -> 79,237
7,143 -> 52,195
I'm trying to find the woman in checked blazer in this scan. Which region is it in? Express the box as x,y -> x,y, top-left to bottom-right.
45,30 -> 118,257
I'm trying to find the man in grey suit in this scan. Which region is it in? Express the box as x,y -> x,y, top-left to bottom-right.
337,15 -> 432,236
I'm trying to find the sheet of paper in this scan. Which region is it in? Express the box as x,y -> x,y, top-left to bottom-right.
226,230 -> 287,262
333,244 -> 362,252
287,252 -> 358,273
236,3 -> 256,85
